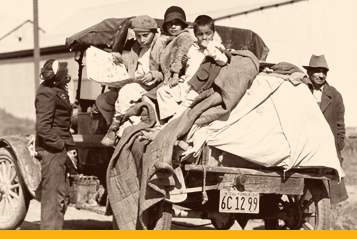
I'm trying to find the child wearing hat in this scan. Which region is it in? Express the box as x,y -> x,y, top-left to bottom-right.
159,6 -> 194,87
157,15 -> 228,122
141,6 -> 194,124
101,15 -> 164,146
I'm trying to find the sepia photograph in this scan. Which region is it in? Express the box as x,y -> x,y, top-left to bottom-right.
0,0 -> 356,230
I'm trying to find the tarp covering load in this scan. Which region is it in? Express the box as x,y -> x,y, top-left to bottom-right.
66,18 -> 129,52
66,17 -> 269,61
187,68 -> 344,178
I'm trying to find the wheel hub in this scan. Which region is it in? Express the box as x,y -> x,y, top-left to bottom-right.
0,182 -> 10,198
282,201 -> 304,229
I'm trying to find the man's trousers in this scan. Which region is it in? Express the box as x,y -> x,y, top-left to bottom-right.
38,147 -> 69,230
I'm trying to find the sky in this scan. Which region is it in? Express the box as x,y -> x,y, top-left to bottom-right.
0,0 -> 287,32
0,0 -> 130,32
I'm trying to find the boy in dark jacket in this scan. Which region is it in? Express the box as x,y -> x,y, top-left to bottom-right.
35,59 -> 74,230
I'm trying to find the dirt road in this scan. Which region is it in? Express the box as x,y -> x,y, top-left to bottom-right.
18,186 -> 356,230
19,200 -> 263,230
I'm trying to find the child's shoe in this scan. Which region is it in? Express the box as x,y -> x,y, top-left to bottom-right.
101,120 -> 120,147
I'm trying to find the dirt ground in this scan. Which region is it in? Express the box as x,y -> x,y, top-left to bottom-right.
19,185 -> 356,230
330,138 -> 357,230
19,200 -> 263,230
331,185 -> 357,230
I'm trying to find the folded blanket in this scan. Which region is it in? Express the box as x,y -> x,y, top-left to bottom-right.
106,102 -> 156,229
270,62 -> 304,75
192,50 -> 259,125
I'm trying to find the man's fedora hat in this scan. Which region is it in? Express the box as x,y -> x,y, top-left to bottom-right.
302,54 -> 329,71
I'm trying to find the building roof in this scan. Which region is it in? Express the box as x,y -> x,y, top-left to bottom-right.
0,16 -> 46,54
0,20 -> 45,41
0,15 -> 27,38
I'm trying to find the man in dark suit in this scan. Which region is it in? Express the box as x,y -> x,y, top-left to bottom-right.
303,54 -> 348,204
35,59 -> 75,230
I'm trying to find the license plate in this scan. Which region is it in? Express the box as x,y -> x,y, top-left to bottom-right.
219,190 -> 260,214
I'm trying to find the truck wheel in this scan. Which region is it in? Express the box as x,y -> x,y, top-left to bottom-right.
0,147 -> 30,230
147,201 -> 172,230
264,179 -> 331,230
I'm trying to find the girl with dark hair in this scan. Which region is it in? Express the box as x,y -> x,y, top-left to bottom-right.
159,6 -> 194,87
141,6 -> 194,125
156,15 -> 228,122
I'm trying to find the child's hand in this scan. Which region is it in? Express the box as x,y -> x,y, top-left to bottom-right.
140,72 -> 153,84
181,54 -> 190,67
169,74 -> 179,88
163,78 -> 170,86
200,40 -> 209,49
110,52 -> 123,64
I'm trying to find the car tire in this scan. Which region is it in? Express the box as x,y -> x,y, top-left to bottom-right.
0,147 -> 30,230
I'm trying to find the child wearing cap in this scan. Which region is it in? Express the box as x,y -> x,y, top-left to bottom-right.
101,15 -> 164,146
156,15 -> 228,122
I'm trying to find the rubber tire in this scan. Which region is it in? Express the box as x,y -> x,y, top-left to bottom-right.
304,179 -> 332,230
211,217 -> 235,230
264,179 -> 331,230
147,201 -> 172,230
0,147 -> 30,230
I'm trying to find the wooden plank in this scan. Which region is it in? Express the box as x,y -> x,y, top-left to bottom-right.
169,174 -> 303,195
208,147 -> 337,180
245,176 -> 304,195
217,174 -> 304,195
185,164 -> 336,180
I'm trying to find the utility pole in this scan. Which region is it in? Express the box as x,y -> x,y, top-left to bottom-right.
33,0 -> 40,92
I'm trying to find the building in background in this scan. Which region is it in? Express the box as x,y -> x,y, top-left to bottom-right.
0,0 -> 356,127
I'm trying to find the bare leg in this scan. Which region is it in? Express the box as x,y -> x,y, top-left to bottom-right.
142,95 -> 165,125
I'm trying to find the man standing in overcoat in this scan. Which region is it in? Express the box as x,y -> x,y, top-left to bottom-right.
303,54 -> 348,204
35,59 -> 75,229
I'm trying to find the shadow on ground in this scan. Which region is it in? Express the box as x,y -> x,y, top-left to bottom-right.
20,219 -> 112,230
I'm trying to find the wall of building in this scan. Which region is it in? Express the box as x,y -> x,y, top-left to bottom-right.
0,51 -> 102,121
215,0 -> 357,127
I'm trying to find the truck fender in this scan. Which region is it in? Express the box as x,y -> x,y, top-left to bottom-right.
0,135 -> 41,199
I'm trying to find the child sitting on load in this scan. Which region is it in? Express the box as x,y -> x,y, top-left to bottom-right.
141,6 -> 194,123
101,15 -> 164,147
156,15 -> 228,122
